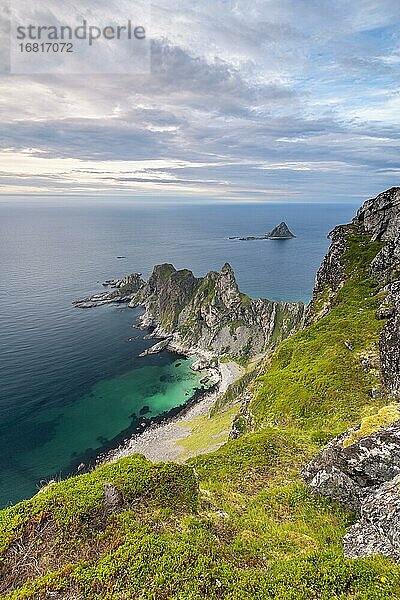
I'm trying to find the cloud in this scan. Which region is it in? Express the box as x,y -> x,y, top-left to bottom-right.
0,0 -> 399,201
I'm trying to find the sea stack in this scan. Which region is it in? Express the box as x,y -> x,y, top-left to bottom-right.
266,222 -> 296,239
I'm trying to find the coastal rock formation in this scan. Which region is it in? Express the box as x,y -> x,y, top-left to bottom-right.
4,188 -> 400,599
355,187 -> 400,242
229,235 -> 268,241
303,187 -> 400,560
75,263 -> 305,359
304,224 -> 349,326
307,187 -> 400,393
138,339 -> 170,357
73,273 -> 145,308
309,226 -> 347,303
130,262 -> 305,358
266,222 -> 296,239
229,221 -> 296,241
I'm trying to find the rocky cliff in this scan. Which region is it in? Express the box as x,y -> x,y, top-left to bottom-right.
308,187 -> 400,396
130,262 -> 305,359
355,188 -> 400,397
302,187 -> 400,560
75,263 -> 305,360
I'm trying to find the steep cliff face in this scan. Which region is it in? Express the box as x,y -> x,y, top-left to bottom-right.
306,225 -> 348,323
354,188 -> 400,397
355,187 -> 400,242
302,187 -> 400,560
130,262 -> 305,358
307,187 -> 400,395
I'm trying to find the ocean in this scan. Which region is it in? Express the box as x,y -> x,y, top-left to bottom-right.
0,200 -> 358,507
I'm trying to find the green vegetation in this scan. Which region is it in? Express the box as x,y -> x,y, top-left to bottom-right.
343,404 -> 400,448
2,226 -> 400,599
0,457 -> 199,598
229,319 -> 247,337
2,431 -> 399,599
270,305 -> 286,344
239,291 -> 252,306
251,228 -> 386,436
197,273 -> 218,306
158,264 -> 177,282
175,405 -> 238,457
211,368 -> 256,416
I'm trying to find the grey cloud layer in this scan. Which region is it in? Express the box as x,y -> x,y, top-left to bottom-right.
0,0 -> 399,200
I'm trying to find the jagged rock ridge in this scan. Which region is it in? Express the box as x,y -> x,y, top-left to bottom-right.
75,263 -> 305,359
355,188 -> 400,397
130,262 -> 305,358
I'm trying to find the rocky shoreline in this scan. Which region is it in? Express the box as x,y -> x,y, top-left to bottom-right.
73,273 -> 145,308
100,337 -> 242,465
63,348 -> 222,478
102,360 -> 243,465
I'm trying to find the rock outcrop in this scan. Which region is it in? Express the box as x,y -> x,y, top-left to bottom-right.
266,222 -> 296,239
307,187 -> 400,391
130,262 -> 305,358
230,221 -> 296,241
303,421 -> 400,560
354,188 -> 400,397
303,421 -> 400,513
73,274 -> 145,308
303,187 -> 400,560
75,263 -> 305,359
307,225 -> 347,320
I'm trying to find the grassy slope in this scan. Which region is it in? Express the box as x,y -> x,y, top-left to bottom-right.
251,227 -> 387,436
174,405 -> 238,457
2,226 -> 400,599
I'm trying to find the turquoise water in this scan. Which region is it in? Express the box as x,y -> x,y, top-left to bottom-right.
0,200 -> 358,507
24,357 -> 204,486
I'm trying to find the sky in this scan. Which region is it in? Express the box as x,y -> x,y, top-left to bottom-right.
0,0 -> 400,203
